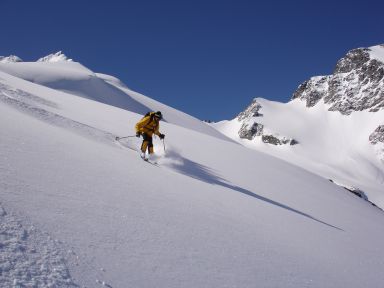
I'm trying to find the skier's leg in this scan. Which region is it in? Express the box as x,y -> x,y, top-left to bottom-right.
141,140 -> 148,153
141,133 -> 150,153
148,137 -> 154,154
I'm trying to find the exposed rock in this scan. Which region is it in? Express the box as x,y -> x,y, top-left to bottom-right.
369,125 -> 384,144
262,135 -> 298,146
334,48 -> 371,74
236,99 -> 298,145
262,135 -> 281,145
238,122 -> 263,140
329,179 -> 381,210
292,45 -> 384,114
292,76 -> 330,107
237,99 -> 262,121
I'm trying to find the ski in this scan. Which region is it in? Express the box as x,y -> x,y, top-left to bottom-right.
116,136 -> 159,166
142,158 -> 158,166
140,154 -> 158,165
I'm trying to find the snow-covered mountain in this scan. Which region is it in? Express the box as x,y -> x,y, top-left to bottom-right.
0,55 -> 22,63
1,52 -> 384,287
292,45 -> 384,114
37,51 -> 73,63
213,44 -> 384,210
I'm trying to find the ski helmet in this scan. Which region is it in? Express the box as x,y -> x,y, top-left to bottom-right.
154,111 -> 162,120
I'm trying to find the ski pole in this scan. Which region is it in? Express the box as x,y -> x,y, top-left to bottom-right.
162,139 -> 166,152
115,135 -> 136,140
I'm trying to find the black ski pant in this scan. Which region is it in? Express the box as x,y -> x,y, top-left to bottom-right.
141,133 -> 154,154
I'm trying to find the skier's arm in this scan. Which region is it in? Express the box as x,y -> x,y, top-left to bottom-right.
154,124 -> 161,136
155,125 -> 165,139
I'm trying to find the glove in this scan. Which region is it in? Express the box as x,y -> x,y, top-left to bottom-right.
136,132 -> 141,138
159,133 -> 165,140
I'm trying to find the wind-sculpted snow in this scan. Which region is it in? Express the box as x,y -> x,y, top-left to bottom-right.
0,61 -> 153,115
0,83 -> 118,146
41,74 -> 154,115
0,59 -> 229,141
0,204 -> 76,287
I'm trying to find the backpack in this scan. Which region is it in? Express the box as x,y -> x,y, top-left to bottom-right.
144,111 -> 152,117
141,112 -> 155,124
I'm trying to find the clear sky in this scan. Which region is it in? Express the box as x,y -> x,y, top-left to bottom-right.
1,0 -> 383,121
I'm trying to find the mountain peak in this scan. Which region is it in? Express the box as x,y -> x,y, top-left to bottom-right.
37,51 -> 73,63
0,55 -> 23,63
292,44 -> 384,114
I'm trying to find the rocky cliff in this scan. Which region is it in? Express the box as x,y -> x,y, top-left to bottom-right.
236,45 -> 384,146
292,45 -> 384,114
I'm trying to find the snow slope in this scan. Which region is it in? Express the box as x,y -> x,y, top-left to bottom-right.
213,97 -> 384,208
0,55 -> 228,140
1,56 -> 384,287
213,45 -> 384,209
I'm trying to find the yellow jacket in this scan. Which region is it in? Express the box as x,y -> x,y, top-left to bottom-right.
135,112 -> 161,137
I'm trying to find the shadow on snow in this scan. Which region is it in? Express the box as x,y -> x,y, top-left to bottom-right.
163,150 -> 343,231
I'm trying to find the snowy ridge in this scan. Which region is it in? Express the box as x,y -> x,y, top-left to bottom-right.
1,51 -> 384,287
369,44 -> 384,62
0,55 -> 23,63
0,57 -> 229,141
37,51 -> 73,63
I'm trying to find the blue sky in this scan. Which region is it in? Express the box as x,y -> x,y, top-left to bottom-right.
1,0 -> 383,120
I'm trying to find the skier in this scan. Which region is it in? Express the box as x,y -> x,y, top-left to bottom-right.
135,111 -> 165,160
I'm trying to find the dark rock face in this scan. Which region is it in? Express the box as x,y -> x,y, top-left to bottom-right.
334,48 -> 371,74
369,125 -> 384,144
262,135 -> 298,146
292,76 -> 330,107
238,122 -> 263,140
237,99 -> 298,146
237,99 -> 262,121
292,45 -> 384,115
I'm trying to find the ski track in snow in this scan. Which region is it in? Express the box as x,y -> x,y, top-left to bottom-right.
0,203 -> 77,287
0,82 -> 117,146
0,82 -> 120,287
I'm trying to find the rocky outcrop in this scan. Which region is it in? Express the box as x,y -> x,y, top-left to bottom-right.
261,135 -> 298,146
369,125 -> 384,161
333,48 -> 371,74
292,45 -> 384,114
236,99 -> 298,146
238,122 -> 263,140
369,125 -> 384,144
292,76 -> 330,107
237,99 -> 262,121
329,179 -> 382,210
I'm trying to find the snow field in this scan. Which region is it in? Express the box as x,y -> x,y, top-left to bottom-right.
1,58 -> 384,287
0,203 -> 75,287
